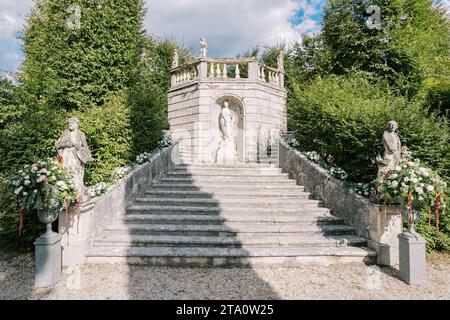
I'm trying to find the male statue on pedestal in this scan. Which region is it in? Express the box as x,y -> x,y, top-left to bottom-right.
376,120 -> 402,174
55,118 -> 93,195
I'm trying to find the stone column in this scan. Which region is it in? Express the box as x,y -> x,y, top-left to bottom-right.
34,230 -> 62,288
248,60 -> 259,80
198,60 -> 208,80
398,232 -> 427,285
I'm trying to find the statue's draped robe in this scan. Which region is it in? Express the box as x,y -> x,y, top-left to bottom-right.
378,131 -> 401,172
55,129 -> 93,193
216,108 -> 238,163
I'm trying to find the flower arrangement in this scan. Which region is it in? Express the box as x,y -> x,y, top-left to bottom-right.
330,166 -> 348,180
377,159 -> 447,208
354,182 -> 376,198
87,182 -> 109,198
304,151 -> 321,163
9,158 -> 79,211
9,157 -> 79,234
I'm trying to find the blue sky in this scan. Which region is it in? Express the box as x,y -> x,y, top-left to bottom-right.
0,0 -> 448,76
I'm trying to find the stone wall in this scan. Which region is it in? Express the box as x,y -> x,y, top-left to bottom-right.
279,140 -> 371,238
58,142 -> 180,266
279,140 -> 402,266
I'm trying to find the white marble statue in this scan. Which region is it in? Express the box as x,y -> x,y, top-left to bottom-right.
172,49 -> 179,69
277,50 -> 284,72
216,101 -> 238,163
55,118 -> 93,195
376,120 -> 401,174
200,37 -> 208,59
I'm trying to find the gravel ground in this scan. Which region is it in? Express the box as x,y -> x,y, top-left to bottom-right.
1,253 -> 449,300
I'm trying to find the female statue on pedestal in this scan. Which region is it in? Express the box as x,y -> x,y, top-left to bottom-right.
55,118 -> 93,195
216,101 -> 238,163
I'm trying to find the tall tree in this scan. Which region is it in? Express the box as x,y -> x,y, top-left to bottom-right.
20,0 -> 145,110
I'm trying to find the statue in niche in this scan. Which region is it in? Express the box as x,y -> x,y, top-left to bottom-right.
200,36 -> 208,59
55,117 -> 93,195
376,120 -> 404,174
216,101 -> 238,163
172,49 -> 179,69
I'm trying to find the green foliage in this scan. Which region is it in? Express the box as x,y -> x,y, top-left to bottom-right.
288,75 -> 450,183
422,78 -> 450,118
414,209 -> 450,252
20,0 -> 145,110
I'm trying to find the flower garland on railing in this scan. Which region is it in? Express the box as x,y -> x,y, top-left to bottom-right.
285,136 -> 447,233
86,134 -> 173,199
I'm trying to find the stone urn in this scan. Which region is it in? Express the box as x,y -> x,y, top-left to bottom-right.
403,200 -> 422,234
37,207 -> 61,239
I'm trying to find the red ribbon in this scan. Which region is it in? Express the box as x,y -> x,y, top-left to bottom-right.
65,198 -> 69,226
18,207 -> 25,236
428,208 -> 431,227
435,193 -> 441,232
407,192 -> 413,226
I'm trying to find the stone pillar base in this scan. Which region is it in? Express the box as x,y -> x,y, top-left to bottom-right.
367,239 -> 399,266
34,232 -> 62,288
398,232 -> 427,285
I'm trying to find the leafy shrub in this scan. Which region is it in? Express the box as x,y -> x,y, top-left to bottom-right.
289,75 -> 450,183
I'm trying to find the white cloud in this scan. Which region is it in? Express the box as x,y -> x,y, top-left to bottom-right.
144,0 -> 316,57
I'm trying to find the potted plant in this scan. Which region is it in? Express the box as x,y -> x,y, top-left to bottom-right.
9,157 -> 79,237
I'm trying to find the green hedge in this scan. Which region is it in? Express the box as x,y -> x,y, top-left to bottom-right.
288,75 -> 450,183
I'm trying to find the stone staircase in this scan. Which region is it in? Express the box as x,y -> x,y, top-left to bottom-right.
86,163 -> 376,266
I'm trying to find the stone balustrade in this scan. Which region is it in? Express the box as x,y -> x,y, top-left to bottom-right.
170,58 -> 284,89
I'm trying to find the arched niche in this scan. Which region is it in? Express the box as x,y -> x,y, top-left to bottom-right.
210,95 -> 245,163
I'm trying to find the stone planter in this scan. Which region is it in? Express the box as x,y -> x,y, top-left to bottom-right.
367,203 -> 403,266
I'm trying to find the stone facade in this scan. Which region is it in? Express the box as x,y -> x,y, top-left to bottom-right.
168,58 -> 287,163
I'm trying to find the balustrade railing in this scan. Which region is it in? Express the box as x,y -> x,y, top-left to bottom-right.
170,58 -> 284,89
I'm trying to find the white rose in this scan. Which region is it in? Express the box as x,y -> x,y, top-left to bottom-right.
415,187 -> 424,195
403,177 -> 409,182
14,187 -> 23,195
34,189 -> 38,193
391,181 -> 399,188
24,180 -> 31,186
426,185 -> 434,192
23,192 -> 28,196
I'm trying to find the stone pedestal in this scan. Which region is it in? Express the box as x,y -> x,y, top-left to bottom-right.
367,204 -> 402,266
34,231 -> 62,288
398,232 -> 427,285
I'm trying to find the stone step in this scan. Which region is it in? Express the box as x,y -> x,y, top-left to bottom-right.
158,176 -> 291,183
175,164 -> 278,169
152,183 -> 305,190
172,166 -> 281,172
166,171 -> 287,177
134,197 -> 321,207
127,205 -> 327,215
145,189 -> 311,199
118,213 -> 343,225
104,223 -> 355,236
93,234 -> 367,248
86,246 -> 376,266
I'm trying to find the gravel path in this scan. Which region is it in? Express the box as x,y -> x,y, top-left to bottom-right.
1,253 -> 449,300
